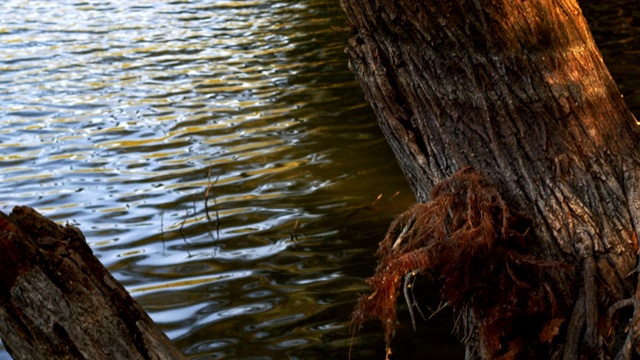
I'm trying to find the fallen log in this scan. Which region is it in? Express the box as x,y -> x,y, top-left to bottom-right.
0,206 -> 184,360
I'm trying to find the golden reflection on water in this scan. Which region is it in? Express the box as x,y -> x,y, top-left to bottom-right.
4,1 -> 637,360
131,277 -> 213,295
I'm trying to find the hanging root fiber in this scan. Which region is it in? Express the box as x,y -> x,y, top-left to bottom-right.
352,167 -> 561,359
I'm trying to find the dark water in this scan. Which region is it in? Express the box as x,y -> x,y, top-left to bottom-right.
0,1 -> 638,359
581,0 -> 640,115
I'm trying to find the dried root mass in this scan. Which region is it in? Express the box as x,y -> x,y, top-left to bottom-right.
352,167 -> 559,359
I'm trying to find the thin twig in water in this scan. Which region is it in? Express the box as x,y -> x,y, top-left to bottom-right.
290,219 -> 305,242
179,209 -> 192,257
205,169 -> 221,257
205,169 -> 221,242
161,210 -> 165,254
342,193 -> 383,227
212,176 -> 220,240
205,168 -> 213,222
204,169 -> 216,244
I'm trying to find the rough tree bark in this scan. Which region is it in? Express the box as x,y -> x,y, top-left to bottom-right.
341,0 -> 640,359
0,206 -> 184,360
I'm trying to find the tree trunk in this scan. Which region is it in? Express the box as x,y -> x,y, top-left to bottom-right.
341,0 -> 640,358
0,206 -> 184,360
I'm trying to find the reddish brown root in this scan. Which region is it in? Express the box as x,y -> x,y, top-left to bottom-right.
352,167 -> 560,359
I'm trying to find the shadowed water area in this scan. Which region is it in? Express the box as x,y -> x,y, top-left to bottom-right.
0,1 -> 638,359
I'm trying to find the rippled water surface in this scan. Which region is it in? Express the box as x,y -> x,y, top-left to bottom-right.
1,1 -> 638,359
0,1 -> 417,359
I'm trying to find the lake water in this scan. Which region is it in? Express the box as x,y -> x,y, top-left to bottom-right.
0,1 -> 637,359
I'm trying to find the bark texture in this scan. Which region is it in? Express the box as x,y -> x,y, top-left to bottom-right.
341,0 -> 640,358
0,206 -> 184,360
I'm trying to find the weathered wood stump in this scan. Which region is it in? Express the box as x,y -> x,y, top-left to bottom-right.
0,206 -> 183,360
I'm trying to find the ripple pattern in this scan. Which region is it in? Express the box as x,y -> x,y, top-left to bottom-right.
0,1 -> 418,359
3,1 -> 637,359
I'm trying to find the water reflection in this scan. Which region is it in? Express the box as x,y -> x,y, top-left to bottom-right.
1,1 -> 638,359
0,0 -> 417,359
